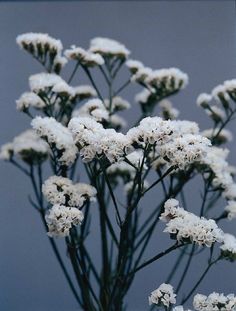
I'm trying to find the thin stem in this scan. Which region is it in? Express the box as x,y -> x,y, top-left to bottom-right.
82,66 -> 104,102
114,79 -> 131,96
68,61 -> 80,84
130,243 -> 185,275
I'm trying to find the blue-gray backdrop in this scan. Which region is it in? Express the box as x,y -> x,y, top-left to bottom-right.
0,1 -> 236,310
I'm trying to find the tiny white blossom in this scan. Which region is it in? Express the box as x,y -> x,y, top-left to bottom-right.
126,59 -> 144,73
89,37 -> 130,58
31,116 -> 77,165
64,46 -> 104,67
225,201 -> 236,220
193,292 -> 236,311
160,199 -> 224,247
16,92 -> 46,111
220,233 -> 236,261
148,283 -> 176,307
45,204 -> 84,237
196,93 -> 212,108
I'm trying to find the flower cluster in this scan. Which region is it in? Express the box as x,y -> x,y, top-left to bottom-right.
31,116 -> 77,165
42,176 -> 97,208
16,92 -> 46,111
64,46 -> 104,67
160,199 -> 224,247
159,100 -> 180,120
68,116 -> 131,163
148,283 -> 176,308
193,292 -> 236,311
220,233 -> 236,261
16,33 -> 67,73
45,205 -> 84,237
0,129 -> 48,164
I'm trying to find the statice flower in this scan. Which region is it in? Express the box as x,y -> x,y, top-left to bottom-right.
212,84 -> 230,105
72,85 -> 97,101
146,68 -> 189,92
148,283 -> 176,308
89,37 -> 130,59
135,89 -> 153,105
131,66 -> 153,83
16,32 -> 62,55
159,100 -> 180,120
16,33 -> 66,73
29,72 -> 65,93
196,93 -> 212,108
45,204 -> 84,237
224,201 -> 236,220
64,46 -> 104,67
109,115 -> 127,130
16,92 -> 46,111
206,105 -> 226,123
72,98 -> 109,122
68,116 -> 131,163
193,292 -> 236,311
42,176 -> 96,207
220,233 -> 236,261
223,79 -> 236,100
160,199 -> 224,247
201,128 -> 233,145
171,120 -> 200,136
127,116 -> 174,146
104,96 -> 130,112
159,134 -> 211,170
0,129 -> 48,164
126,59 -> 144,73
31,116 -> 77,165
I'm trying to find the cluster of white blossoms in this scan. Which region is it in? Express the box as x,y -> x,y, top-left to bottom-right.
220,233 -> 236,261
43,176 -> 96,237
201,147 -> 236,204
131,63 -> 188,95
45,205 -> 84,238
224,201 -> 236,220
160,134 -> 211,170
160,199 -> 224,247
201,128 -> 233,145
42,176 -> 96,207
148,283 -> 176,308
159,100 -> 180,120
16,33 -> 67,73
16,92 -> 46,111
64,46 -> 104,67
0,129 -> 48,164
73,98 -> 109,122
193,292 -> 236,311
127,116 -> 174,145
31,116 -> 77,165
29,72 -> 74,97
72,85 -> 97,101
89,37 -> 130,59
68,116 -> 131,163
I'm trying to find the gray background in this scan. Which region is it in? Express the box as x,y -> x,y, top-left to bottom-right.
0,1 -> 236,310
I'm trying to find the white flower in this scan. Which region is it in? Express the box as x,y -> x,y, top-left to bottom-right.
64,46 -> 104,67
89,37 -> 130,58
212,84 -> 230,103
160,134 -> 211,169
146,68 -> 189,91
135,89 -> 153,105
51,81 -> 75,97
159,100 -> 180,120
201,128 -> 233,144
148,283 -> 176,307
223,79 -> 236,97
193,292 -> 236,311
42,175 -> 96,207
45,204 -> 84,237
0,143 -> 14,160
31,116 -> 77,166
127,116 -> 174,146
131,66 -> 153,83
225,201 -> 236,220
29,72 -> 65,93
171,120 -> 200,136
0,130 -> 48,164
160,199 -> 224,247
73,98 -> 109,122
68,117 -> 131,163
220,233 -> 236,260
16,92 -> 46,111
206,105 -> 226,122
72,85 -> 97,100
196,93 -> 212,107
104,96 -> 130,112
223,184 -> 236,200
110,115 -> 127,129
16,32 -> 63,54
126,59 -> 144,73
